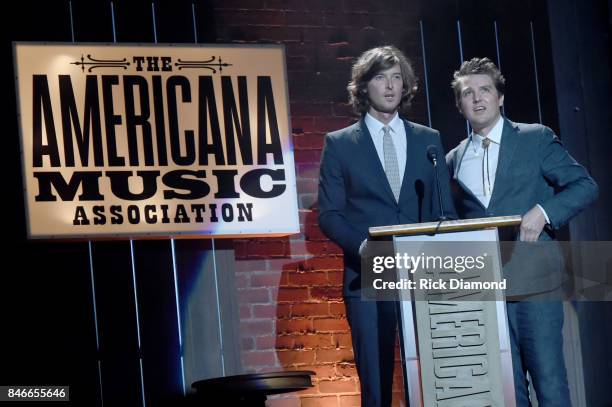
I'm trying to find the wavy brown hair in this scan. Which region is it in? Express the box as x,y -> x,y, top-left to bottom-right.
451,57 -> 506,105
347,45 -> 418,116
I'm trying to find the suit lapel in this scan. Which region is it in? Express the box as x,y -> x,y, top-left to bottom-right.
452,138 -> 486,209
453,138 -> 470,179
398,120 -> 414,202
488,119 -> 519,208
355,119 -> 397,203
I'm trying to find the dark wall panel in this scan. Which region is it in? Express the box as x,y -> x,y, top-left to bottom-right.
71,0 -> 114,42
133,240 -> 183,404
494,0 -> 541,124
92,241 -> 143,406
114,0 -> 155,43
3,1 -> 99,406
420,1 -> 466,153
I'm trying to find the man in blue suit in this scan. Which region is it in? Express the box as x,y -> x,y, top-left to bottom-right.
318,46 -> 456,407
446,57 -> 598,406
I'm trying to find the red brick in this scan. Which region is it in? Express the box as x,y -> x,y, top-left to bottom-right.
242,337 -> 255,351
233,258 -> 268,273
241,320 -> 274,336
313,117 -> 353,133
239,304 -> 252,319
294,385 -> 320,395
248,240 -> 289,257
292,333 -> 334,349
317,379 -> 358,394
276,349 -> 316,365
287,240 -> 310,257
313,318 -> 349,332
293,134 -> 325,150
288,271 -> 329,287
253,304 -> 278,318
277,303 -> 292,318
291,116 -> 316,133
266,395 -> 302,407
294,150 -> 322,165
275,336 -> 296,350
327,271 -> 344,286
301,395 -> 340,407
237,287 -> 271,304
304,257 -> 343,271
297,178 -> 319,194
316,348 -> 354,364
276,319 -> 313,334
277,287 -> 310,302
234,243 -> 249,259
255,335 -> 276,350
290,102 -> 333,117
332,333 -> 352,348
303,241 -> 332,256
291,303 -> 329,317
325,242 -> 343,255
250,272 -> 282,287
243,350 -> 277,367
339,394 -> 361,407
294,364 -> 336,379
304,224 -> 327,241
336,362 -> 357,378
309,286 -> 343,301
295,164 -> 321,182
331,103 -> 354,118
234,273 -> 250,289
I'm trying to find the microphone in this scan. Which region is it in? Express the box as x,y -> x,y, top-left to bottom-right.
426,145 -> 448,221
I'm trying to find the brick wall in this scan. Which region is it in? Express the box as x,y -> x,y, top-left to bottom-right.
218,1 -> 425,405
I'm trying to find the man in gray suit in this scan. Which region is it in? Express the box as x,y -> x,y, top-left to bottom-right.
446,57 -> 598,406
318,46 -> 456,406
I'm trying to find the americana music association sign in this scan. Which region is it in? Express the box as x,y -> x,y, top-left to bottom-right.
13,43 -> 299,238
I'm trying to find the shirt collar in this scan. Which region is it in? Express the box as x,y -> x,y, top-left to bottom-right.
471,114 -> 503,141
365,112 -> 402,136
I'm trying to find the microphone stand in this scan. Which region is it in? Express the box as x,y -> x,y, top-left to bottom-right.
430,155 -> 448,222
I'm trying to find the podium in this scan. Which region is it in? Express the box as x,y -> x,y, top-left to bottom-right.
369,215 -> 521,407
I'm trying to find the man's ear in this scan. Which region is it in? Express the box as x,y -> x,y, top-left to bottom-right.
498,94 -> 505,107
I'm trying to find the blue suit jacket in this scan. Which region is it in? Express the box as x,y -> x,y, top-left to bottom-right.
446,118 -> 599,295
318,118 -> 456,297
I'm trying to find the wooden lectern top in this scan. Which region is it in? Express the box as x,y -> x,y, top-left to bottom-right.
369,215 -> 522,238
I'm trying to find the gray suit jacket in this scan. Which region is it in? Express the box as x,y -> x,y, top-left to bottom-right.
446,118 -> 599,296
319,118 -> 456,297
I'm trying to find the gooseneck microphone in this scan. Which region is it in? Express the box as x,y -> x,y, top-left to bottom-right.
426,145 -> 448,221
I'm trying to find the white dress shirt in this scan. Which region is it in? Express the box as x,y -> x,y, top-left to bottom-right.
458,116 -> 503,208
365,112 -> 407,187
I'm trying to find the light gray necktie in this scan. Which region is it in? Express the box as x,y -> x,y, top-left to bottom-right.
382,126 -> 401,201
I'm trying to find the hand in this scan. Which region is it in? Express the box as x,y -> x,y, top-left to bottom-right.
520,206 -> 547,242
